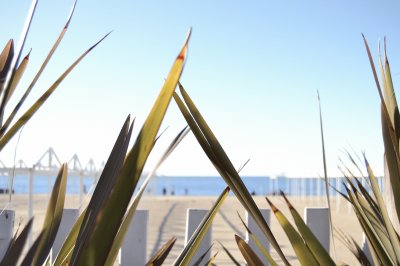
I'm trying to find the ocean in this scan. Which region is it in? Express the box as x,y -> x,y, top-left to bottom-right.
0,174 -> 384,196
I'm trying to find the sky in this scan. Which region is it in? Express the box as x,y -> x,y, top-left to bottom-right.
1,0 -> 400,177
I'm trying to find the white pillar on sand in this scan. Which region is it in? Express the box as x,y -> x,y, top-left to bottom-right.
305,207 -> 330,253
0,209 -> 14,261
120,209 -> 148,266
246,209 -> 271,265
185,209 -> 211,265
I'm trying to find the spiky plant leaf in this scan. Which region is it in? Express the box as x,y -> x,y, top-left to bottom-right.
72,30 -> 191,265
317,91 -> 336,258
363,35 -> 400,223
145,237 -> 177,266
0,0 -> 38,124
104,126 -> 189,265
345,186 -> 394,265
173,83 -> 289,265
6,51 -> 29,104
69,115 -> 133,265
335,228 -> 372,266
204,251 -> 218,266
0,40 -> 14,96
235,234 -> 263,266
365,157 -> 400,263
0,0 -> 78,136
0,32 -> 110,152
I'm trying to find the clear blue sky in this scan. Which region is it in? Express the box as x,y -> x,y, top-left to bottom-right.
1,0 -> 400,177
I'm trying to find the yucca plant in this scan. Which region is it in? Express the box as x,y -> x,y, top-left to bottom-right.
335,37 -> 400,266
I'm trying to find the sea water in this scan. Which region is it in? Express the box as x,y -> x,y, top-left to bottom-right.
0,174 -> 383,196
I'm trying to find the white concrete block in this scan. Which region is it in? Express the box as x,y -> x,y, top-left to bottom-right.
246,209 -> 270,265
305,207 -> 330,253
185,209 -> 211,265
0,210 -> 15,261
120,209 -> 148,266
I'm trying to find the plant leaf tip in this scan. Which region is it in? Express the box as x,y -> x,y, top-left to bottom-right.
177,28 -> 192,61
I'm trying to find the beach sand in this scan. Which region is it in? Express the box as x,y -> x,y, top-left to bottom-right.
1,193 -> 362,265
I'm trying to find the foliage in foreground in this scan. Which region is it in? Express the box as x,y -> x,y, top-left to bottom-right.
2,2 -> 400,266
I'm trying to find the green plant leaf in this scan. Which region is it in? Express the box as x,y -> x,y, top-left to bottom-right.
0,40 -> 14,96
174,186 -> 229,265
72,30 -> 191,265
32,163 -> 68,265
173,83 -> 289,265
6,51 -> 29,105
335,228 -> 372,266
345,186 -> 394,265
266,197 -> 318,266
0,32 -> 111,152
365,157 -> 400,264
235,234 -> 263,266
104,126 -> 189,266
0,0 -> 38,124
145,236 -> 177,266
0,0 -> 77,136
70,115 -> 133,264
317,91 -> 336,259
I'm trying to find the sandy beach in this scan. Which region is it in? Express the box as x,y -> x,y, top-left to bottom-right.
1,193 -> 362,265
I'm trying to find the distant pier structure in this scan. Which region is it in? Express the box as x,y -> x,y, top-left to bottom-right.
0,147 -> 102,221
